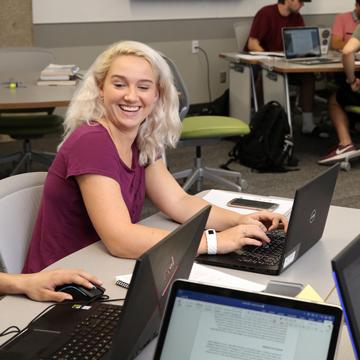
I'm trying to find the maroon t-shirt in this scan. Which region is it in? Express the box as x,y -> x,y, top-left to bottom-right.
22,122 -> 145,273
245,4 -> 305,51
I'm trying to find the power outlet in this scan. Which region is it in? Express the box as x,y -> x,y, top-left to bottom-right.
192,40 -> 199,54
220,71 -> 227,84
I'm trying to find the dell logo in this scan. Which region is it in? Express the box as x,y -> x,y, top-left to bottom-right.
310,209 -> 317,224
161,256 -> 178,297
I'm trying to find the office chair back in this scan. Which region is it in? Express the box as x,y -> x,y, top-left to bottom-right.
233,21 -> 251,51
0,172 -> 47,274
0,47 -> 54,83
162,55 -> 190,120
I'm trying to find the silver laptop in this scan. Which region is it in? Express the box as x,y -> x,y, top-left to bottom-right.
154,280 -> 343,360
282,27 -> 340,65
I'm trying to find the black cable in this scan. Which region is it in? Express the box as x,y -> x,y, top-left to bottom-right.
0,326 -> 21,337
197,46 -> 212,103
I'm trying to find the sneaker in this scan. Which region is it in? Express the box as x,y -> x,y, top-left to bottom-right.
318,144 -> 358,165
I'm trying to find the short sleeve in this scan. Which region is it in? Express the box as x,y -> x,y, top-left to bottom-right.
63,129 -> 120,182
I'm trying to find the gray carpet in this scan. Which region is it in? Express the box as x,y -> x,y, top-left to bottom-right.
0,117 -> 359,221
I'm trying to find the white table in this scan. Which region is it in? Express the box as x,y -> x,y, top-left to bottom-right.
1,203 -> 359,358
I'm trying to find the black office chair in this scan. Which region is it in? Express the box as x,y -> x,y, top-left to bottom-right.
0,48 -> 64,175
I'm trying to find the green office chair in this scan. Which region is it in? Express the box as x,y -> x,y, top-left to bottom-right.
0,48 -> 64,175
163,55 -> 250,192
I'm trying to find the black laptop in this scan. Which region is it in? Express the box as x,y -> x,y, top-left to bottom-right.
332,234 -> 360,359
282,27 -> 341,65
153,279 -> 343,360
0,206 -> 211,360
197,164 -> 339,275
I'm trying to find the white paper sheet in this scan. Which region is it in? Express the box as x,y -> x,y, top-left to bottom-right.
115,263 -> 265,293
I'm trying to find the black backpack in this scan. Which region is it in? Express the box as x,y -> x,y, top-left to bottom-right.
222,101 -> 298,172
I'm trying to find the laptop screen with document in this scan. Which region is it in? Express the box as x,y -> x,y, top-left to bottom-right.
154,280 -> 343,360
283,27 -> 321,59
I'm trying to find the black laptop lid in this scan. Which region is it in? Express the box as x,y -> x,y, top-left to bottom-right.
109,205 -> 210,360
280,164 -> 339,271
282,27 -> 321,59
154,280 -> 343,360
332,234 -> 360,358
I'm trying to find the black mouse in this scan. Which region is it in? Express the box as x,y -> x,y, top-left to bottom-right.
55,283 -> 105,301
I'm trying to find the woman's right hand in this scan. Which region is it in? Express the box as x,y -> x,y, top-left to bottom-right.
216,224 -> 270,254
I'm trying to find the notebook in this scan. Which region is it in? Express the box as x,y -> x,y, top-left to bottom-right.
153,279 -> 343,360
332,234 -> 360,359
282,27 -> 341,65
197,163 -> 340,275
0,206 -> 211,360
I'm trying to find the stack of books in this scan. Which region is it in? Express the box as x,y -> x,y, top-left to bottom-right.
37,64 -> 80,86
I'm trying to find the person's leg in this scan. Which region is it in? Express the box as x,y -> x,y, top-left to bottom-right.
299,74 -> 315,133
318,88 -> 358,164
328,93 -> 352,146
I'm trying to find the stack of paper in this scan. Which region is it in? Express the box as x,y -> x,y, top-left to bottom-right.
37,64 -> 78,86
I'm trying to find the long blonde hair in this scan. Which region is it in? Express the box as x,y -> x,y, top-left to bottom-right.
60,41 -> 182,165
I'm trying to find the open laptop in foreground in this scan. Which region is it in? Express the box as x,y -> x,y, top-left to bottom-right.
197,163 -> 339,275
332,234 -> 360,359
153,280 -> 343,360
282,27 -> 341,65
0,206 -> 210,360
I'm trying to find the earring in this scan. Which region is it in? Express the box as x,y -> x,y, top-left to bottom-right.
100,96 -> 104,104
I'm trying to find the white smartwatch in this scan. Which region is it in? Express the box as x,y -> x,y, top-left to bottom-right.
205,229 -> 217,255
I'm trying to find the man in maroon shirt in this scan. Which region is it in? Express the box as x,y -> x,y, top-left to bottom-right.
246,0 -> 324,137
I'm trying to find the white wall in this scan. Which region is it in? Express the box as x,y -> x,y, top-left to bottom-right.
32,0 -> 352,24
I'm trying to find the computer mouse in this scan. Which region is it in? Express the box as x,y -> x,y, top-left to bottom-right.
55,283 -> 106,302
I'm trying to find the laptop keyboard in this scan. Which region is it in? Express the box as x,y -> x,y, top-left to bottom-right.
49,303 -> 122,360
237,229 -> 286,266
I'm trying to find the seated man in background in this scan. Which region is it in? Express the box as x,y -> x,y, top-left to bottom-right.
319,24 -> 360,164
0,269 -> 102,302
319,0 -> 360,164
245,0 -> 322,137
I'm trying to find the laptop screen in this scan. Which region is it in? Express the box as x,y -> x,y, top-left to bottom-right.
283,27 -> 321,59
155,281 -> 342,360
332,234 -> 360,358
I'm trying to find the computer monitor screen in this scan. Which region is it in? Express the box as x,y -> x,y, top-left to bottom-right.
283,27 -> 321,59
160,288 -> 338,360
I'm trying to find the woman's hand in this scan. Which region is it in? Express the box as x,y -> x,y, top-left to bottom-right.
215,224 -> 270,254
242,210 -> 289,232
18,269 -> 102,302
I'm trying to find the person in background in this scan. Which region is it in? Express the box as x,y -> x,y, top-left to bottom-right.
331,0 -> 360,51
318,0 -> 360,165
245,0 -> 324,137
23,40 -> 287,273
0,269 -> 102,302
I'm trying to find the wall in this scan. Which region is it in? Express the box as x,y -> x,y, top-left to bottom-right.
32,0 -> 352,23
0,0 -> 32,46
33,14 -> 335,104
0,1 -> 336,104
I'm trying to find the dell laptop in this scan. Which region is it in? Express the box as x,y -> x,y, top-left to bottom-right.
153,280 -> 343,360
197,163 -> 339,275
332,234 -> 360,359
0,206 -> 211,360
282,27 -> 341,65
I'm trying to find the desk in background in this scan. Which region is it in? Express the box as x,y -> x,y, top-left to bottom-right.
220,52 -> 358,134
0,197 -> 359,358
219,53 -> 260,124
